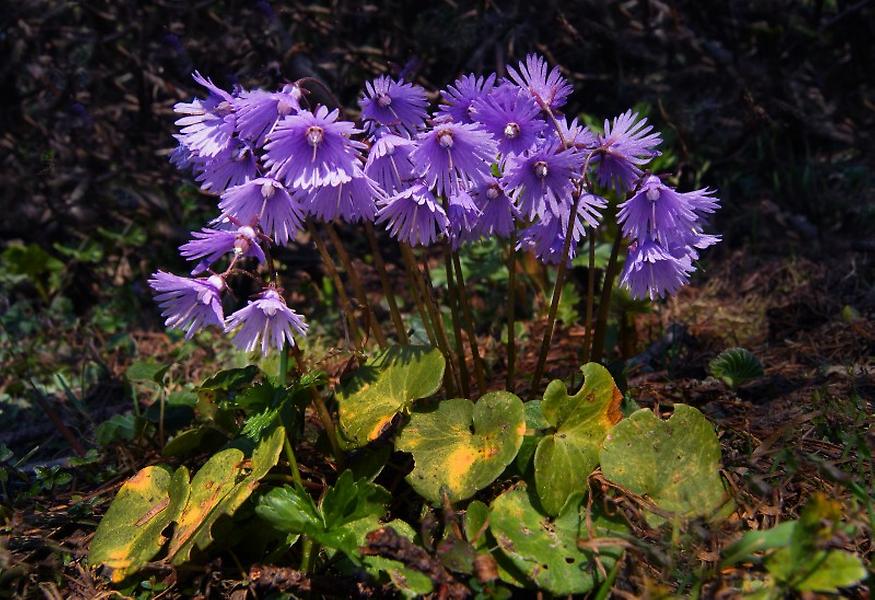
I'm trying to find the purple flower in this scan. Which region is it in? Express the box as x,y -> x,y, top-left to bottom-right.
446,188 -> 482,250
552,117 -> 598,151
471,178 -> 519,238
225,288 -> 308,355
471,88 -> 546,156
617,175 -> 703,242
376,182 -> 449,247
304,168 -> 383,224
170,135 -> 196,171
194,139 -> 259,192
411,122 -> 497,196
173,71 -> 236,158
619,238 -> 692,300
438,73 -> 496,124
596,110 -> 662,193
359,76 -> 429,133
502,141 -> 583,221
518,211 -> 585,266
507,54 -> 573,112
148,271 -> 225,338
218,178 -> 304,246
179,225 -> 266,274
234,84 -> 301,146
364,132 -> 417,194
264,106 -> 364,189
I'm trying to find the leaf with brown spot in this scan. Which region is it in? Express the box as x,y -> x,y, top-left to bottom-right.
396,392 -> 525,503
88,465 -> 189,582
534,363 -> 623,515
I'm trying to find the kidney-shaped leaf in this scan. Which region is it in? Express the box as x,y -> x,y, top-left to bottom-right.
535,363 -> 623,515
337,345 -> 445,448
396,392 -> 525,503
600,404 -> 729,524
488,484 -> 626,596
88,465 -> 189,582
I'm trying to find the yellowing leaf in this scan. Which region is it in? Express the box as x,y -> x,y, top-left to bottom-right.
396,392 -> 525,503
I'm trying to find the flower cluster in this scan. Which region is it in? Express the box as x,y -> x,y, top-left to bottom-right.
150,54 -> 720,353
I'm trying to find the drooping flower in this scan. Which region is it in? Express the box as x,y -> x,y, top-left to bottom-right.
173,71 -> 236,158
359,76 -> 429,133
376,182 -> 449,247
148,271 -> 225,338
471,178 -> 519,238
619,238 -> 693,300
517,210 -> 586,265
507,54 -> 573,112
263,106 -> 364,189
233,84 -> 301,146
170,135 -> 196,171
617,175 -> 701,242
438,73 -> 497,124
194,139 -> 259,192
225,287 -> 308,355
304,168 -> 383,223
502,141 -> 583,221
218,178 -> 304,246
595,110 -> 662,193
471,87 -> 546,156
179,225 -> 266,274
364,132 -> 417,194
446,188 -> 482,250
411,122 -> 498,196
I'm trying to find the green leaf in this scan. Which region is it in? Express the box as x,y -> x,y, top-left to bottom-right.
396,392 -> 525,503
345,519 -> 434,597
167,426 -> 285,564
488,485 -> 626,596
708,347 -> 763,388
464,500 -> 528,588
767,548 -> 866,593
256,470 -> 391,560
600,405 -> 730,524
535,363 -> 623,515
721,521 -> 796,567
337,345 -> 445,448
95,413 -> 143,446
199,366 -> 260,392
514,401 -> 550,475
88,465 -> 189,582
126,360 -> 170,385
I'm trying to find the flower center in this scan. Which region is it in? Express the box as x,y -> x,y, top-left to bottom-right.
534,160 -> 549,178
261,181 -> 276,199
646,186 -> 660,202
377,93 -> 392,108
486,184 -> 501,200
306,125 -> 324,147
216,100 -> 233,115
437,130 -> 455,148
504,122 -> 521,139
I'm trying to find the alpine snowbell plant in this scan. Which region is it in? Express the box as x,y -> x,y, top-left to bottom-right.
89,54 -> 736,596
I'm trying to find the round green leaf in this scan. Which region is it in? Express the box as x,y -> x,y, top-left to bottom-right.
535,363 -> 623,515
396,391 -> 525,503
600,404 -> 730,524
88,465 -> 189,582
338,345 -> 445,448
488,484 -> 626,596
708,347 -> 763,388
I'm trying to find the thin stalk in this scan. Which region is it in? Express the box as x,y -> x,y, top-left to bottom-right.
419,250 -> 462,395
582,227 -> 597,364
325,222 -> 388,348
300,538 -> 316,573
505,229 -> 518,392
289,345 -> 344,465
279,343 -> 305,488
591,233 -> 623,364
401,244 -> 460,395
400,248 -> 438,348
452,252 -> 486,395
308,222 -> 363,351
443,244 -> 471,399
531,192 -> 584,392
158,388 -> 166,448
364,222 -> 408,344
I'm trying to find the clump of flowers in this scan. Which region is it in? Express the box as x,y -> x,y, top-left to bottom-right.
153,53 -> 720,365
